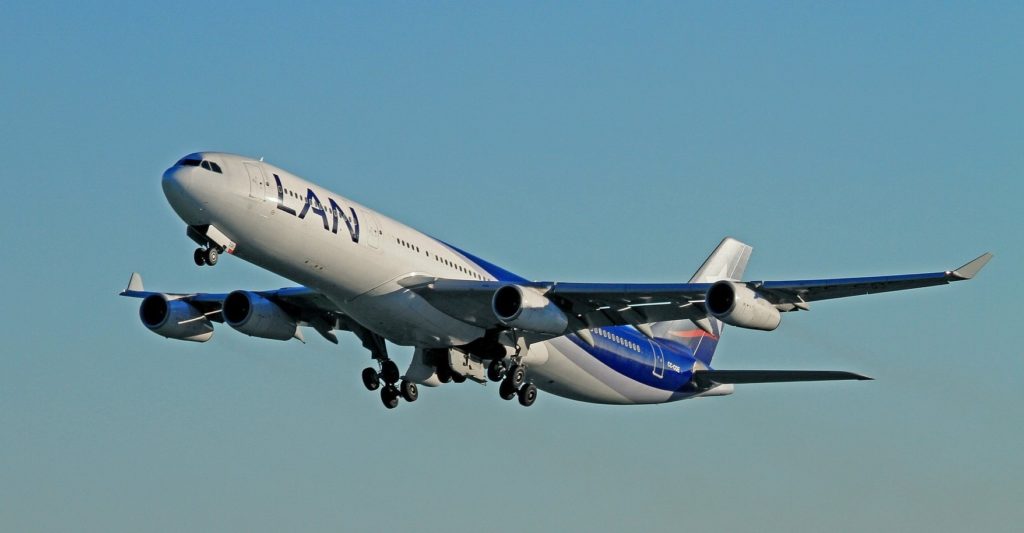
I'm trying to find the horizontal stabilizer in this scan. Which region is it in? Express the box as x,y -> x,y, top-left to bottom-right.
693,370 -> 871,387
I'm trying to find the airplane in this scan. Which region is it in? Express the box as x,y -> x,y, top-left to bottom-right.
121,152 -> 992,409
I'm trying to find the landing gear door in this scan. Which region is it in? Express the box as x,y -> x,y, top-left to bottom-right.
244,162 -> 266,201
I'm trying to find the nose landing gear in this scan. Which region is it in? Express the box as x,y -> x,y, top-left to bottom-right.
186,225 -> 234,267
194,247 -> 220,266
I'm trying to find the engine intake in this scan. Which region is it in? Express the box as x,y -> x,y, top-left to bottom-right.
223,291 -> 299,341
139,294 -> 213,342
492,285 -> 568,335
705,280 -> 781,331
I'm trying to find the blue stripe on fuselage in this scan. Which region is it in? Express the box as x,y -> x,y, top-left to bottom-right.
440,241 -> 529,283
567,326 -> 699,392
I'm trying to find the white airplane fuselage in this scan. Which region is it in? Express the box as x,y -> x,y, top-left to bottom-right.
162,152 -> 714,405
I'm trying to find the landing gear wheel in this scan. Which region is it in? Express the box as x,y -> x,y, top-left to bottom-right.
361,367 -> 380,391
193,248 -> 206,266
204,247 -> 219,266
487,359 -> 506,382
400,380 -> 419,402
435,364 -> 453,383
499,379 -> 518,401
381,385 -> 399,409
381,359 -> 400,384
517,383 -> 538,407
506,364 -> 526,389
450,371 -> 466,384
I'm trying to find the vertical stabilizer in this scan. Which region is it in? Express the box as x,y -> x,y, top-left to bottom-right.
653,237 -> 753,365
688,237 -> 752,283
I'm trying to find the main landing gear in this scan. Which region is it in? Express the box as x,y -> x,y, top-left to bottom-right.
193,246 -> 220,267
362,359 -> 418,409
349,324 -> 419,410
488,353 -> 538,407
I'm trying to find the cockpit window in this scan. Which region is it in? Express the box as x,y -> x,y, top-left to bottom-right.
177,156 -> 224,173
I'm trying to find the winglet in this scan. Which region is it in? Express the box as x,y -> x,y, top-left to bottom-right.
950,253 -> 993,280
126,272 -> 144,292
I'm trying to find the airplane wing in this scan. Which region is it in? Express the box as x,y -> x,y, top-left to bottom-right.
750,252 -> 992,307
401,277 -> 712,331
119,273 -> 349,343
405,252 -> 992,335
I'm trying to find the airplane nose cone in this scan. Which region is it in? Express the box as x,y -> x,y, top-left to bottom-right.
162,165 -> 206,225
162,165 -> 190,203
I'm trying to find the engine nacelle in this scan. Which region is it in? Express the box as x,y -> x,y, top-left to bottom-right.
492,285 -> 569,335
222,290 -> 298,341
139,294 -> 213,342
704,280 -> 781,331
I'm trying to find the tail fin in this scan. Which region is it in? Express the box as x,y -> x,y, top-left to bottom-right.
688,237 -> 752,284
653,237 -> 753,365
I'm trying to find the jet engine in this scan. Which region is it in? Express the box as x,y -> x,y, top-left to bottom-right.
139,294 -> 214,342
222,290 -> 299,341
492,285 -> 568,335
704,280 -> 781,331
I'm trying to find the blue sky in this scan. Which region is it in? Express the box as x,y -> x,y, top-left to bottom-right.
1,2 -> 1021,531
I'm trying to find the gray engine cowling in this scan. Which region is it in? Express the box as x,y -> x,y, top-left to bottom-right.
704,280 -> 781,331
492,285 -> 569,335
139,294 -> 214,342
222,290 -> 299,341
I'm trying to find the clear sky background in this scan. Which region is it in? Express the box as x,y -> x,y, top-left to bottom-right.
1,2 -> 1021,531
